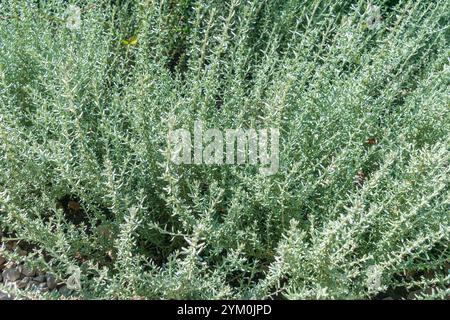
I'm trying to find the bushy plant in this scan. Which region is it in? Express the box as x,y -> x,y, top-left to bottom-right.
0,0 -> 448,299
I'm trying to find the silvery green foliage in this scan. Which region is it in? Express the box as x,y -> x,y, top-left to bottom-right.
0,0 -> 448,299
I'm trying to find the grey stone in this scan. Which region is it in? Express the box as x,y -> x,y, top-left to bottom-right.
2,267 -> 21,282
0,290 -> 12,300
20,265 -> 36,277
59,285 -> 72,297
33,275 -> 46,283
46,274 -> 57,290
17,277 -> 31,289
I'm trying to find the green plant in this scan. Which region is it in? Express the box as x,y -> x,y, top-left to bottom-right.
0,0 -> 448,299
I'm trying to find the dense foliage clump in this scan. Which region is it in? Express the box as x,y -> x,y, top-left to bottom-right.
0,0 -> 449,299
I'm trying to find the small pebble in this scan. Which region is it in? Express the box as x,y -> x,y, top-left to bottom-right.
58,285 -> 72,297
17,277 -> 31,289
33,275 -> 46,283
2,267 -> 21,282
46,274 -> 57,290
0,290 -> 12,300
20,265 -> 36,277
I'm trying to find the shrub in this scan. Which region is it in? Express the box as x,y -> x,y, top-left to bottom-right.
0,0 -> 448,299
